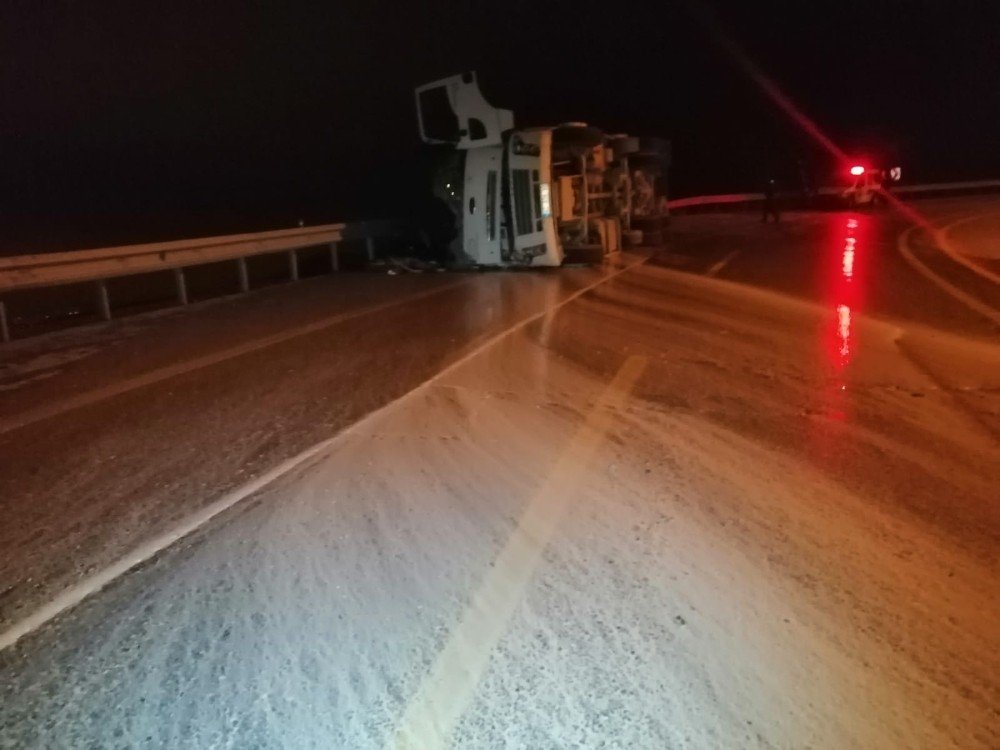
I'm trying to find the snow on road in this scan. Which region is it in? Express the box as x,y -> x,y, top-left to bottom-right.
0,267 -> 613,629
1,260 -> 998,748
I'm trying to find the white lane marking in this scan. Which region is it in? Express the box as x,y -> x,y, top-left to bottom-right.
707,249 -> 740,277
936,213 -> 1000,285
0,279 -> 471,436
390,355 -> 647,750
897,227 -> 1000,326
0,257 -> 647,653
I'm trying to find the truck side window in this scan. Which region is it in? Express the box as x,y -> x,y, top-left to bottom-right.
468,118 -> 487,141
418,86 -> 460,142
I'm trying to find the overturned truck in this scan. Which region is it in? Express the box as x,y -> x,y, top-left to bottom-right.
415,72 -> 670,267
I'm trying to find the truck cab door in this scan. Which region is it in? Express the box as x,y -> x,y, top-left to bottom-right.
505,130 -> 562,266
415,72 -> 514,150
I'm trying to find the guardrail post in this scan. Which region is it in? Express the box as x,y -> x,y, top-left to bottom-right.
365,237 -> 375,262
0,300 -> 10,343
174,268 -> 188,305
96,280 -> 112,321
329,242 -> 339,272
288,249 -> 299,281
237,257 -> 250,293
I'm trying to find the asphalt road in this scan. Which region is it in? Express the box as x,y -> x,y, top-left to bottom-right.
1,198 -> 998,748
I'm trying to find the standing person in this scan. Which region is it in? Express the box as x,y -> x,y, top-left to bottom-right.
797,158 -> 815,207
761,178 -> 780,223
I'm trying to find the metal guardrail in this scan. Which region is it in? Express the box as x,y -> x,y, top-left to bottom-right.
666,193 -> 762,209
0,219 -> 400,342
665,179 -> 1000,211
892,179 -> 1000,194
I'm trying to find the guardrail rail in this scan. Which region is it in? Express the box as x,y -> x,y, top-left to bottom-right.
665,179 -> 1000,212
0,219 -> 400,342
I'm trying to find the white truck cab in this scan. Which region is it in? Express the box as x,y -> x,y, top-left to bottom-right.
416,73 -> 561,266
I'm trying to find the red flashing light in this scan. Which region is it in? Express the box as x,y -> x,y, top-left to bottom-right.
850,165 -> 865,177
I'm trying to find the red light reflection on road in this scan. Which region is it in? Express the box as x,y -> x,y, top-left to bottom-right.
832,217 -> 860,373
842,218 -> 857,281
836,303 -> 852,366
812,215 -> 865,436
842,245 -> 855,279
835,217 -> 858,372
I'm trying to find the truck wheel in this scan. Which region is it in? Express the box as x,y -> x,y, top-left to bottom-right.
612,137 -> 640,159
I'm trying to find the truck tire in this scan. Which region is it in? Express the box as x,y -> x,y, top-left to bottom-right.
611,137 -> 640,159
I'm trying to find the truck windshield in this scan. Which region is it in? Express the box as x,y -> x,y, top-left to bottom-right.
418,86 -> 459,143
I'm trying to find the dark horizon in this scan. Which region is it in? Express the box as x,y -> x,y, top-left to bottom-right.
2,0 -> 998,253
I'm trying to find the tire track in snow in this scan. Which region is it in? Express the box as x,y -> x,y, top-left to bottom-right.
0,280 -> 471,436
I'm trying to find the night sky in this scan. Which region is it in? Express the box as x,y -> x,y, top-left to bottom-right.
2,0 -> 998,251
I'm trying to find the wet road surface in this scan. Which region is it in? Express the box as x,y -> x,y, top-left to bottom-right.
1,198 -> 998,748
